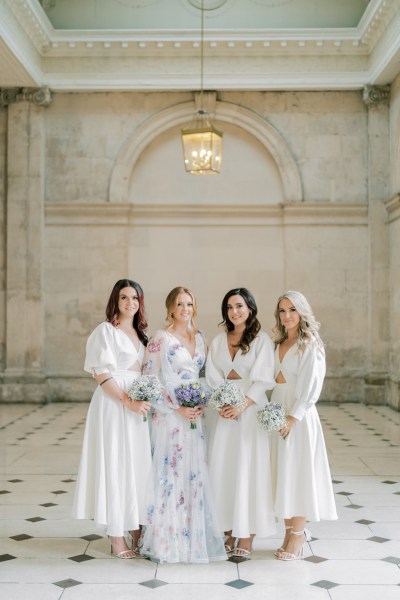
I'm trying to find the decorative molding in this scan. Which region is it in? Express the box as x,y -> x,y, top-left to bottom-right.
45,202 -> 368,227
0,86 -> 52,107
362,84 -> 390,105
109,99 -> 303,204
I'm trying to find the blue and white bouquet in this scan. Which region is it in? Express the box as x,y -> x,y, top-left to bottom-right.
257,402 -> 287,432
128,374 -> 163,422
174,381 -> 210,429
209,381 -> 247,417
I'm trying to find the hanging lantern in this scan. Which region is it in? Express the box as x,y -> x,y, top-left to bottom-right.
181,109 -> 223,175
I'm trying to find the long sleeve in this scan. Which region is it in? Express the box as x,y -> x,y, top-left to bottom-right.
142,331 -> 178,413
246,332 -> 276,407
290,341 -> 326,422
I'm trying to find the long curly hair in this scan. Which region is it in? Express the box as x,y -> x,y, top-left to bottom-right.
220,287 -> 261,354
273,290 -> 323,353
165,286 -> 197,336
105,279 -> 148,346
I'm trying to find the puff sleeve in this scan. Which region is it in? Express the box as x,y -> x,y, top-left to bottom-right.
290,341 -> 326,422
84,322 -> 117,376
246,332 -> 276,407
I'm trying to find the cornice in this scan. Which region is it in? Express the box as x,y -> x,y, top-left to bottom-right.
2,0 -> 399,91
45,202 -> 368,227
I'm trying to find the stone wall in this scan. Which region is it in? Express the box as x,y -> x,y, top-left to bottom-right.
0,89 -> 395,405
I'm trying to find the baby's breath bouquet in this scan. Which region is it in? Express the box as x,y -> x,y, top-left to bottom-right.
209,381 -> 247,417
257,402 -> 287,433
174,381 -> 210,429
128,374 -> 163,422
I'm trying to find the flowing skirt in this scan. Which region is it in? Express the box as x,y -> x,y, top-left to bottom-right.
141,409 -> 226,563
72,370 -> 152,537
207,378 -> 276,539
270,383 -> 337,522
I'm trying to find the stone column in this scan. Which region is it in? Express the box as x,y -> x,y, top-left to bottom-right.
363,85 -> 390,404
1,87 -> 52,401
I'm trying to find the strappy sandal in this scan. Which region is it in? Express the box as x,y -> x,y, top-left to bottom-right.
232,547 -> 252,560
274,525 -> 292,557
224,534 -> 236,555
276,528 -> 311,561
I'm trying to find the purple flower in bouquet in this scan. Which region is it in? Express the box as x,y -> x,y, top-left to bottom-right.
174,381 -> 210,429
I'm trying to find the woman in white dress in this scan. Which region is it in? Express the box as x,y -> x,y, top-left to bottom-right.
72,279 -> 152,559
206,288 -> 276,560
141,286 -> 226,563
271,291 -> 337,561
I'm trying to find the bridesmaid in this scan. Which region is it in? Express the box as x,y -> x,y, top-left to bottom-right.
141,286 -> 226,563
72,279 -> 152,559
271,291 -> 337,561
206,287 -> 276,560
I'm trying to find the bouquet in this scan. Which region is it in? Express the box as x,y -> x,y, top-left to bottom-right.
257,402 -> 287,433
128,374 -> 163,422
209,381 -> 247,418
174,381 -> 210,429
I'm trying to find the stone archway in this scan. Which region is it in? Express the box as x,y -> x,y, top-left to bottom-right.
109,99 -> 303,204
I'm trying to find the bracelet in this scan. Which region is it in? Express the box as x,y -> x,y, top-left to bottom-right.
100,377 -> 113,386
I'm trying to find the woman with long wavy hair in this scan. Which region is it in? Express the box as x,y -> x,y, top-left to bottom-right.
206,288 -> 276,560
140,286 -> 226,563
73,279 -> 152,559
271,291 -> 337,562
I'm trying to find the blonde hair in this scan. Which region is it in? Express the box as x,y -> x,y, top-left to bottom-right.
165,286 -> 197,333
273,290 -> 324,353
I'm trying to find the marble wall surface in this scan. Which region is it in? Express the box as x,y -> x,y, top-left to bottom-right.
0,88 -> 398,408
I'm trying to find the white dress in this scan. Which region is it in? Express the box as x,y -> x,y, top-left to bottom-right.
270,341 -> 337,522
205,331 -> 276,539
72,321 -> 152,537
141,329 -> 226,563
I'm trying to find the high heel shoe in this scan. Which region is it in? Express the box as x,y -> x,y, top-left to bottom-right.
276,528 -> 311,561
232,534 -> 255,560
274,525 -> 292,557
224,534 -> 236,555
109,537 -> 136,559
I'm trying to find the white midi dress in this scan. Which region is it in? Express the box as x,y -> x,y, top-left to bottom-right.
72,321 -> 152,537
270,341 -> 337,522
205,331 -> 277,539
141,329 -> 226,563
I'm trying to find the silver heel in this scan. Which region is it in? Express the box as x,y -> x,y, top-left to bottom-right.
276,529 -> 307,561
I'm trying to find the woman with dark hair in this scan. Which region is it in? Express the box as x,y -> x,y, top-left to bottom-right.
140,286 -> 226,563
206,288 -> 276,560
72,279 -> 152,559
271,291 -> 337,561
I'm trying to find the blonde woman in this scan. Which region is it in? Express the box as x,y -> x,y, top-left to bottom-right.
271,291 -> 337,561
140,287 -> 226,563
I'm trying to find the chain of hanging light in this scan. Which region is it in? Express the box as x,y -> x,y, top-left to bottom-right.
181,0 -> 223,175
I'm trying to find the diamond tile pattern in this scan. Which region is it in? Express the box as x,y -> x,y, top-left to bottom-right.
0,402 -> 400,599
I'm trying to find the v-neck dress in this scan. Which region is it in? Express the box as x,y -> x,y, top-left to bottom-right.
140,329 -> 226,564
72,321 -> 152,537
205,331 -> 277,539
270,341 -> 337,522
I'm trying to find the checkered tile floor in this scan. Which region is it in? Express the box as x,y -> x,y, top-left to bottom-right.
1,402 -> 400,600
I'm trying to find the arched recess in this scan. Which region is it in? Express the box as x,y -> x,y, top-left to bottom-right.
109,100 -> 303,203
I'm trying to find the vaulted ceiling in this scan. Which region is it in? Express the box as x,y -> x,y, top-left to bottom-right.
1,0 -> 399,91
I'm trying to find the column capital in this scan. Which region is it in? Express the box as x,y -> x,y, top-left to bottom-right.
0,86 -> 52,108
363,84 -> 390,106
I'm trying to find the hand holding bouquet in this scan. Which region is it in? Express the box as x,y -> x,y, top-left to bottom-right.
257,402 -> 287,433
209,381 -> 247,419
174,380 -> 210,429
128,374 -> 163,421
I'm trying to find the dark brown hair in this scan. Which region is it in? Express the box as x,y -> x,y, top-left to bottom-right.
220,287 -> 261,354
105,279 -> 148,346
